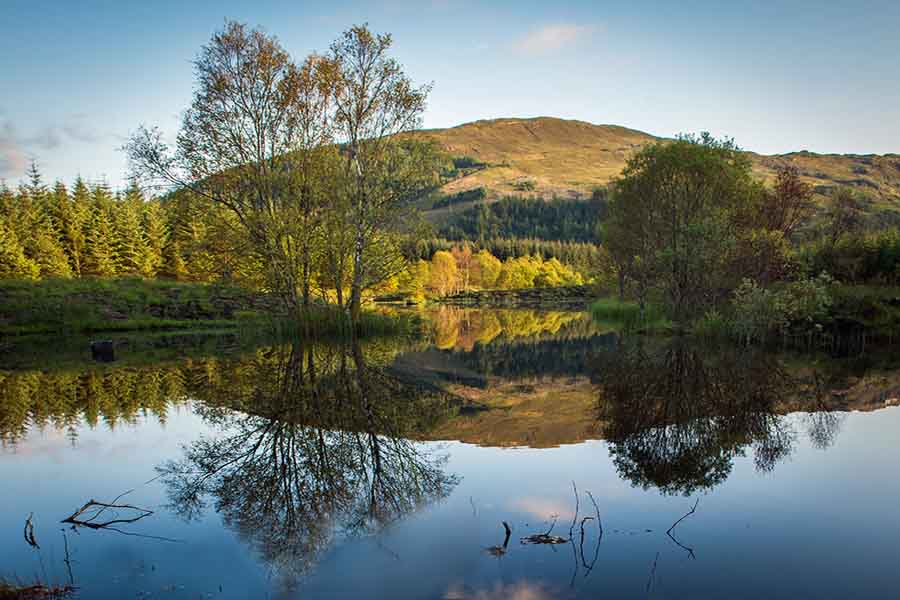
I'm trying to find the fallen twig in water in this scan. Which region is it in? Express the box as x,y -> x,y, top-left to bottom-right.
60,491 -> 179,542
486,521 -> 512,557
521,514 -> 568,545
666,498 -> 699,559
23,513 -> 39,549
61,498 -> 153,530
646,552 -> 660,594
61,531 -> 74,586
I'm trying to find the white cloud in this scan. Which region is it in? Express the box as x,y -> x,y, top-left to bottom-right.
513,23 -> 597,56
0,121 -> 28,179
0,115 -> 111,179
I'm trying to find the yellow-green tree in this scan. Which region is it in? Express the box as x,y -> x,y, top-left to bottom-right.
429,250 -> 458,296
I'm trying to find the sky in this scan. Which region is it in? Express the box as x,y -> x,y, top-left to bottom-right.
1,0 -> 899,189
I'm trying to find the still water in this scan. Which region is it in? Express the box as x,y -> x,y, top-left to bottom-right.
1,308 -> 899,599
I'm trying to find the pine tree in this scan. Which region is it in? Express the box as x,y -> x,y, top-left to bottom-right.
0,215 -> 40,279
85,188 -> 118,277
16,164 -> 72,278
141,201 -> 168,277
114,185 -> 151,276
162,238 -> 188,280
51,180 -> 90,276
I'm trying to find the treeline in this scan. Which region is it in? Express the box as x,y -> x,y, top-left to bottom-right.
396,245 -> 585,301
430,187 -> 486,210
600,132 -> 900,342
406,237 -> 601,276
800,226 -> 900,285
0,168 -> 260,284
438,192 -> 607,242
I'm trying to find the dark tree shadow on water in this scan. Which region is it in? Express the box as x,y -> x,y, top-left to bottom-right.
592,339 -> 844,496
157,339 -> 459,590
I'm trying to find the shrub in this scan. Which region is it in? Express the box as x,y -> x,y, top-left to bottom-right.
730,273 -> 834,343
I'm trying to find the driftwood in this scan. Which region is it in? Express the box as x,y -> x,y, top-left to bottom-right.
666,498 -> 700,559
486,521 -> 512,557
520,514 -> 568,545
23,513 -> 39,549
60,489 -> 177,542
62,499 -> 153,530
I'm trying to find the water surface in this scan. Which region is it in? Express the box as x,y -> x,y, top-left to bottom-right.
1,308 -> 898,599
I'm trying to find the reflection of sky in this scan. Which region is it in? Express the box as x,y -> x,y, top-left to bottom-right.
2,407 -> 900,598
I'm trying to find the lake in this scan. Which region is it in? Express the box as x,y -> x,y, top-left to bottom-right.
1,307 -> 899,599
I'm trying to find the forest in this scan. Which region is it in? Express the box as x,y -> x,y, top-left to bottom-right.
437,192 -> 607,242
597,133 -> 900,341
1,21 -> 898,341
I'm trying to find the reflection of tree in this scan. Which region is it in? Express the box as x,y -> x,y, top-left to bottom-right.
593,340 -> 813,495
427,307 -> 592,351
157,339 -> 458,587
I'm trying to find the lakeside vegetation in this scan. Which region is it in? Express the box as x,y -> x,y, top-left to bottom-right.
0,21 -> 896,345
596,133 -> 900,342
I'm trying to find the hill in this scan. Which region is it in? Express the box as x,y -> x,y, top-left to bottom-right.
417,117 -> 900,216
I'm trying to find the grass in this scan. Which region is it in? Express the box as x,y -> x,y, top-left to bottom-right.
0,277 -> 267,336
0,277 -> 426,343
589,297 -> 671,333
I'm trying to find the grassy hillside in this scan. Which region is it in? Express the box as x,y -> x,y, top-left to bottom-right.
417,116 -> 900,218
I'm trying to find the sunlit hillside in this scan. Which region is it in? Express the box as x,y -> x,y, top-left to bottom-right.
418,116 -> 900,216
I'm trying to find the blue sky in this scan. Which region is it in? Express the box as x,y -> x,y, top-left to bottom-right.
2,0 -> 899,188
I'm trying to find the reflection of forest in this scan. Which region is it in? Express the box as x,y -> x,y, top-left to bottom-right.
591,339 -> 900,495
1,312 -> 897,452
158,339 -> 458,589
0,335 -> 437,446
425,306 -> 599,351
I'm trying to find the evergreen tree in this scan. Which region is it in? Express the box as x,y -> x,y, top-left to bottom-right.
15,165 -> 72,278
142,201 -> 168,277
85,188 -> 119,277
114,185 -> 151,276
0,215 -> 40,279
55,178 -> 91,276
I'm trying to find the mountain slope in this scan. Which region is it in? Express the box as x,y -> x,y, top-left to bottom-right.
417,117 -> 900,213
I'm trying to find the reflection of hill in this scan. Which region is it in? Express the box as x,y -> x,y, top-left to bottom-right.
1,310 -> 897,455
428,377 -> 600,448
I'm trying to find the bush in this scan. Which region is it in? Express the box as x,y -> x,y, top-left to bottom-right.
730,279 -> 789,343
729,273 -> 834,343
692,309 -> 730,339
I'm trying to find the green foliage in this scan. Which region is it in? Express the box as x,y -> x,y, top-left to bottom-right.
451,156 -> 486,170
603,133 -> 757,322
729,273 -> 834,343
439,193 -> 607,242
513,179 -> 536,192
589,298 -> 670,332
431,187 -> 486,209
691,309 -> 731,340
799,228 -> 900,284
396,244 -> 584,299
0,215 -> 40,280
729,279 -> 792,343
0,277 -> 271,335
407,237 -> 602,277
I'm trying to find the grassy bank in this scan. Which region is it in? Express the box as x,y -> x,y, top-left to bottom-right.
0,277 -> 273,336
0,277 -> 424,343
590,284 -> 900,343
589,298 -> 671,333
